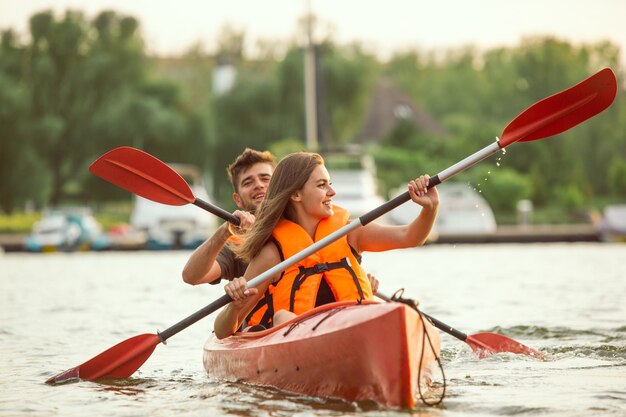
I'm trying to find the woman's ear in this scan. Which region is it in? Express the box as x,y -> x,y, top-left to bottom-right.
290,190 -> 302,202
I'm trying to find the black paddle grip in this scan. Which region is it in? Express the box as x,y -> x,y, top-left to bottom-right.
194,199 -> 241,225
421,312 -> 468,342
359,175 -> 441,225
158,293 -> 233,342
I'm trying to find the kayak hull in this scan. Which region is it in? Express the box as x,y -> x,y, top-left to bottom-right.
203,301 -> 440,408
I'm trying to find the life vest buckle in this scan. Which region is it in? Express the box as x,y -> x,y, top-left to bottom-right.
312,263 -> 329,274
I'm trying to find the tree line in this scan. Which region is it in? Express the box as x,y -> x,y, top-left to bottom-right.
1,9 -> 624,220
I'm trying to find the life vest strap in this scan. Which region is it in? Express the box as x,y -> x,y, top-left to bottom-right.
289,258 -> 360,312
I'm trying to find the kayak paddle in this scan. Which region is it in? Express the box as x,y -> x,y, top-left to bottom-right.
47,68 -> 615,383
376,291 -> 543,359
89,147 -> 240,225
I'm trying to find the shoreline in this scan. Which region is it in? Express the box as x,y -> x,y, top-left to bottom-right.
0,224 -> 603,253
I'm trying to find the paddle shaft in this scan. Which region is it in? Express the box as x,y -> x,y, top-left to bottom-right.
158,293 -> 231,341
193,198 -> 240,225
376,292 -> 469,342
360,141 -> 501,225
421,313 -> 468,341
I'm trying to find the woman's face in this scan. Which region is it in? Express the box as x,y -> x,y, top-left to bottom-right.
295,164 -> 336,219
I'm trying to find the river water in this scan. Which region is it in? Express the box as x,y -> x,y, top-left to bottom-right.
1,243 -> 624,417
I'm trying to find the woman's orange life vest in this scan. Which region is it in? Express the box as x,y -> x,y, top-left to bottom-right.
270,206 -> 374,316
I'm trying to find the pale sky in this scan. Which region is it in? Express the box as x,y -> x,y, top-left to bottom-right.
1,0 -> 625,62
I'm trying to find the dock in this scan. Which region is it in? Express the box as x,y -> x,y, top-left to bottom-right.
434,224 -> 599,244
0,234 -> 28,252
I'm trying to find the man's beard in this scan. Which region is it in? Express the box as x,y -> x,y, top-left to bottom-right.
243,201 -> 258,214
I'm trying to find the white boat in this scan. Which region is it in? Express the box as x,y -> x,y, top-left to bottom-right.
326,152 -> 387,220
389,182 -> 497,239
25,207 -> 103,252
130,164 -> 216,249
597,205 -> 626,243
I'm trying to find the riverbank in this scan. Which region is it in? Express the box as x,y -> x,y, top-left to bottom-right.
0,223 -> 603,253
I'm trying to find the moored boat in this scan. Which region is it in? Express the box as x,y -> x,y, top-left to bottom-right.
203,300 -> 441,408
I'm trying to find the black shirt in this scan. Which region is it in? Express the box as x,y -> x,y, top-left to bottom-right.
212,245 -> 248,285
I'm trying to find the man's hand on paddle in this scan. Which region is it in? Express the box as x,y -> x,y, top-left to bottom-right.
228,210 -> 256,235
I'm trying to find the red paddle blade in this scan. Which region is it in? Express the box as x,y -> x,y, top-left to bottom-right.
46,334 -> 160,384
89,146 -> 195,206
500,68 -> 617,147
465,332 -> 544,359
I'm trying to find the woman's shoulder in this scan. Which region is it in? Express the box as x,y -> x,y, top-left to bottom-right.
250,241 -> 281,269
261,240 -> 281,257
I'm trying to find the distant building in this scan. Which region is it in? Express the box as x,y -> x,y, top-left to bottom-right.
355,78 -> 447,144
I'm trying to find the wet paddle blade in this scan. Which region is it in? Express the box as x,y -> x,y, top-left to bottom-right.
46,334 -> 161,384
500,68 -> 617,147
89,146 -> 195,206
465,332 -> 544,359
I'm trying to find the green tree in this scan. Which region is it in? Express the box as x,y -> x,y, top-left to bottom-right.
21,10 -> 148,205
0,9 -> 211,209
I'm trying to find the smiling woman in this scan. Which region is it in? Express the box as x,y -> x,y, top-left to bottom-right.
213,151 -> 438,338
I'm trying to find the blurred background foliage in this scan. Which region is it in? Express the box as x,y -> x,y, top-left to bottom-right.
0,9 -> 624,225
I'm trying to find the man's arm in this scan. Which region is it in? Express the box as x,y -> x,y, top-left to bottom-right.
182,223 -> 231,285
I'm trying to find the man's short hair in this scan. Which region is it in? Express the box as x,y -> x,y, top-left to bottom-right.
227,148 -> 276,192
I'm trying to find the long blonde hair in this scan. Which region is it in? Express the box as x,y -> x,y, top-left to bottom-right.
234,152 -> 324,262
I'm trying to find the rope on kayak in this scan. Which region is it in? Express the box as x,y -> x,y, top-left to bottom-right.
283,305 -> 349,336
391,289 -> 446,406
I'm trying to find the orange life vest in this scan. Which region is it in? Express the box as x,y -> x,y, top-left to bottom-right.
270,206 -> 373,315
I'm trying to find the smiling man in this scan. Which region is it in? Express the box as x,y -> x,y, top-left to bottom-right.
182,148 -> 276,285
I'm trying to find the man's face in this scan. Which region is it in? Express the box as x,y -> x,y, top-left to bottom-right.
233,163 -> 273,212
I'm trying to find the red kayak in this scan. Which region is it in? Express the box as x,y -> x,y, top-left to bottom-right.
203,300 -> 441,408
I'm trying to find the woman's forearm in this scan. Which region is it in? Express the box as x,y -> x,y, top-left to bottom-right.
214,303 -> 249,339
406,203 -> 439,246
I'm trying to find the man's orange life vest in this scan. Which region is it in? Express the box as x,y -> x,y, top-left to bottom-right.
269,206 -> 373,315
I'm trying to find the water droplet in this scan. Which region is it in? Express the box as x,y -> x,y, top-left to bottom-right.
501,148 -> 507,155
496,162 -> 500,167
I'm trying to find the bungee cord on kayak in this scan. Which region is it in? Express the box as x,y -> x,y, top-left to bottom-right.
282,304 -> 349,336
390,288 -> 447,406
